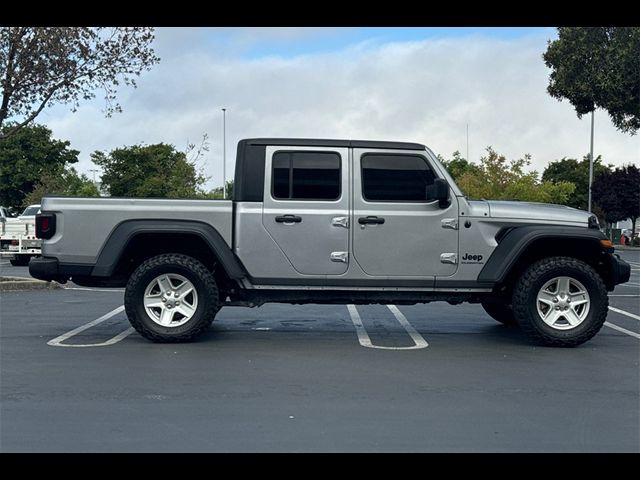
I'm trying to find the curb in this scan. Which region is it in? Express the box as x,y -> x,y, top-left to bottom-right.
0,276 -> 61,291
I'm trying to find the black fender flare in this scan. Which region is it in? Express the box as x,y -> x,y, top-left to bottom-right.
478,225 -> 607,284
91,219 -> 247,280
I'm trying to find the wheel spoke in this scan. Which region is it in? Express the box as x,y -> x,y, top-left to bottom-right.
176,303 -> 196,319
569,291 -> 588,304
144,296 -> 164,309
158,307 -> 175,326
538,291 -> 556,306
176,283 -> 194,298
557,277 -> 570,295
564,308 -> 582,326
157,275 -> 173,293
570,297 -> 589,307
547,309 -> 562,326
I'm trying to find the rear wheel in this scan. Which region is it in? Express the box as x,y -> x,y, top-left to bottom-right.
481,302 -> 517,326
512,256 -> 607,347
10,256 -> 30,266
125,254 -> 220,342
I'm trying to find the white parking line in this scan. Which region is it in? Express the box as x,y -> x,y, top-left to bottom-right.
617,282 -> 640,288
347,304 -> 428,350
386,305 -> 429,348
47,305 -> 134,348
604,322 -> 640,339
610,294 -> 640,297
609,306 -> 640,321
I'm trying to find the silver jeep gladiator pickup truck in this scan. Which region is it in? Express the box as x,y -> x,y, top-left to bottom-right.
30,138 -> 630,346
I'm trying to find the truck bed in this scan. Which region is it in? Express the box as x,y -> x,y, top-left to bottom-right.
41,197 -> 233,264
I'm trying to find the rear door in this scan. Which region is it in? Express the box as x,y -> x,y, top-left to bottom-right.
262,146 -> 350,275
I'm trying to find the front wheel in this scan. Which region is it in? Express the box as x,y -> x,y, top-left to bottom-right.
512,256 -> 608,347
125,254 -> 220,342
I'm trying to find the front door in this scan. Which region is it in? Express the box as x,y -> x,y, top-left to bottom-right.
352,149 -> 459,277
262,146 -> 350,276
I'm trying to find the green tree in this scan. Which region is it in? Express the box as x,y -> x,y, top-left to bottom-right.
24,167 -> 100,206
0,123 -> 79,210
92,143 -> 208,198
543,27 -> 640,134
542,155 -> 612,210
0,27 -> 159,138
208,180 -> 234,200
439,151 -> 480,181
593,164 -> 640,234
456,147 -> 575,204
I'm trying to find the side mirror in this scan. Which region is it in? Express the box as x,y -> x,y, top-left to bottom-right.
426,178 -> 450,208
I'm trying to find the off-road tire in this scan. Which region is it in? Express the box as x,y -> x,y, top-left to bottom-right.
125,254 -> 219,343
512,256 -> 608,347
481,302 -> 517,326
10,256 -> 30,266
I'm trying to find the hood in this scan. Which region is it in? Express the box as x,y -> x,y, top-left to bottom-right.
485,200 -> 592,225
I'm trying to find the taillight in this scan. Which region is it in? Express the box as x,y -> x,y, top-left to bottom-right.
36,213 -> 56,239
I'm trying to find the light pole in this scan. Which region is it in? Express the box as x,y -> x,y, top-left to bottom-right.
588,110 -> 595,213
222,107 -> 227,200
466,123 -> 469,161
89,169 -> 99,184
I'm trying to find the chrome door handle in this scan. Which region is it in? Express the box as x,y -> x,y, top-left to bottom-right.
275,215 -> 302,224
358,216 -> 385,225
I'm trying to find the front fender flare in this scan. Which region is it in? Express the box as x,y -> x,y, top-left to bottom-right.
478,225 -> 607,284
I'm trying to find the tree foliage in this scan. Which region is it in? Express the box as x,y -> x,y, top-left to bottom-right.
456,147 -> 575,204
543,27 -> 640,134
92,143 -> 208,198
0,27 -> 159,138
0,123 -> 79,209
208,180 -> 234,200
438,151 -> 480,181
542,155 -> 611,210
24,167 -> 99,206
592,164 -> 640,234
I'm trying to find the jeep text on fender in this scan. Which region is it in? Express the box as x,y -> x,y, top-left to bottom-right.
30,138 -> 631,346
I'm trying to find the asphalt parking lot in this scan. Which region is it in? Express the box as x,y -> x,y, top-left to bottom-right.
1,250 -> 638,452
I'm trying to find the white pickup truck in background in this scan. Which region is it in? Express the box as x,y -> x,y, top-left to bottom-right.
0,204 -> 42,266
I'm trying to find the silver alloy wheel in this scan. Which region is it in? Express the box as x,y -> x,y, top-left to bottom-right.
143,273 -> 198,328
536,276 -> 590,330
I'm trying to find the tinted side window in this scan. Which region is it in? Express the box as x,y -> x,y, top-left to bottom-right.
361,154 -> 435,202
272,151 -> 341,200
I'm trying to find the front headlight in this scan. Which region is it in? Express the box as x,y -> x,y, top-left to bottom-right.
588,214 -> 600,229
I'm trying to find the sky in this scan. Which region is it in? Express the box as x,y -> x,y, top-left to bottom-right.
41,27 -> 639,190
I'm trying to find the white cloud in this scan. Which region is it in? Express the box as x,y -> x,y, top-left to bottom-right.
45,28 -> 639,190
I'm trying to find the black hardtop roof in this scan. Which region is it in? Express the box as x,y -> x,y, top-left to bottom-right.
241,138 -> 425,150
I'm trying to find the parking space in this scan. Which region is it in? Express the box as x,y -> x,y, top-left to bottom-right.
0,251 -> 638,452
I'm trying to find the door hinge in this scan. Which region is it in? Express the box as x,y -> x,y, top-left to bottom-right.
331,216 -> 349,228
441,218 -> 458,230
330,251 -> 349,263
440,253 -> 457,264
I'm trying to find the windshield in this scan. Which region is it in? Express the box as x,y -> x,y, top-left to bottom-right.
20,205 -> 40,216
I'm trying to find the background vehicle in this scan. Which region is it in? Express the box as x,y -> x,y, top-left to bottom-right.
30,139 -> 630,346
1,204 -> 42,266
